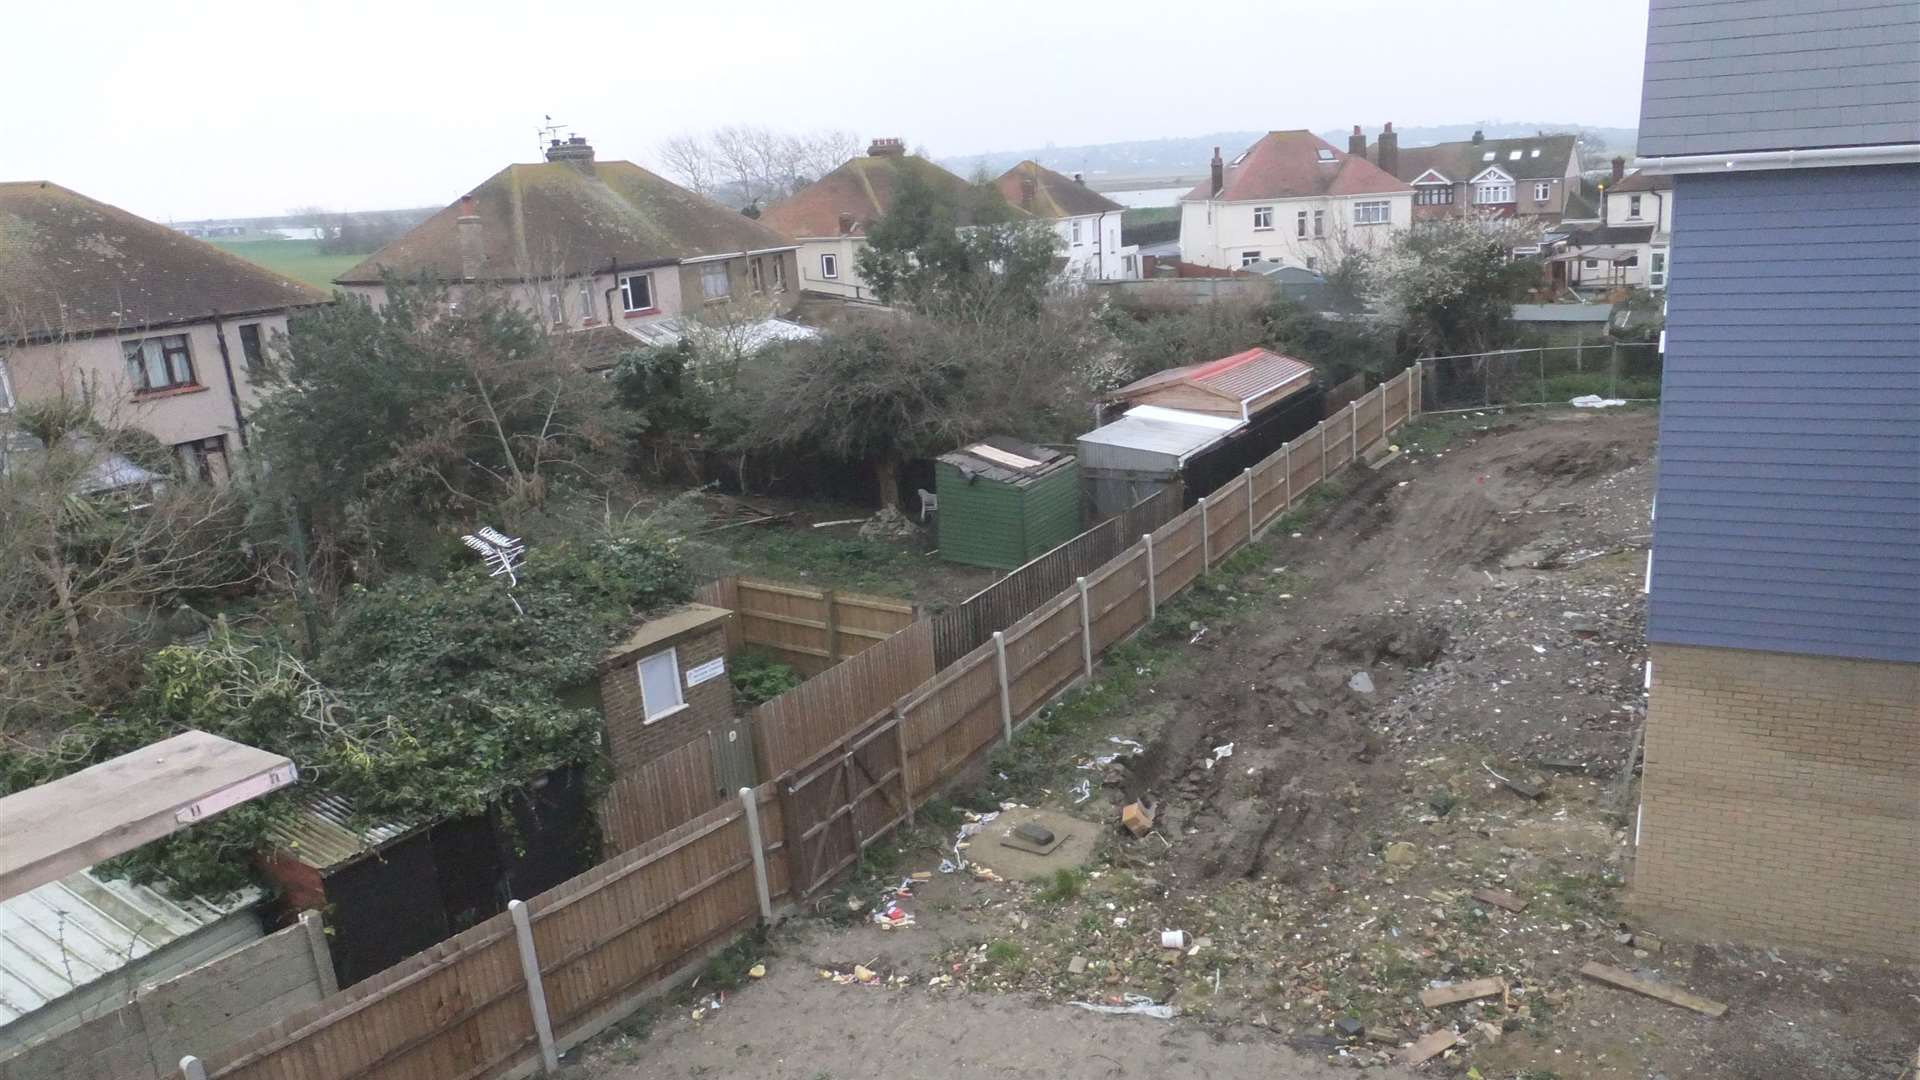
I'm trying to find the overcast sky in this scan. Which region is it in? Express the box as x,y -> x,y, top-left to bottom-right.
1,0 -> 1650,221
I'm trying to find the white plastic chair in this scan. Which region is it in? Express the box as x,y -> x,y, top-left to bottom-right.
918,488 -> 938,522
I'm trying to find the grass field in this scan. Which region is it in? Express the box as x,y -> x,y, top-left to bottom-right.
210,238 -> 359,290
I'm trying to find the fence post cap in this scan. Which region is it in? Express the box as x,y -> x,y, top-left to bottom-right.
508,898 -> 527,912
992,630 -> 1005,642
738,786 -> 754,800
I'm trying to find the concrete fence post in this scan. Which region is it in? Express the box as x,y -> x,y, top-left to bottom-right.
1319,421 -> 1328,480
1199,497 -> 1211,570
298,909 -> 339,996
508,900 -> 561,1075
1076,577 -> 1093,678
1282,442 -> 1293,512
1243,466 -> 1256,536
1349,400 -> 1359,461
992,631 -> 1013,745
738,787 -> 774,921
180,1057 -> 209,1080
1141,534 -> 1157,620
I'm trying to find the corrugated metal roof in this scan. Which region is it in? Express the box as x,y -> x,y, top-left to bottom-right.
1078,409 -> 1240,464
0,870 -> 259,1024
1113,349 -> 1314,406
266,793 -> 419,873
623,316 -> 819,351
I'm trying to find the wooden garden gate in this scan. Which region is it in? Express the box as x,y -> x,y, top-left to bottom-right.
779,708 -> 912,897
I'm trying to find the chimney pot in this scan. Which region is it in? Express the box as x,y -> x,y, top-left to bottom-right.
1378,124 -> 1400,176
1073,172 -> 1085,186
1611,156 -> 1626,181
1210,146 -> 1225,198
837,211 -> 856,235
1349,126 -> 1367,158
867,137 -> 905,157
1471,129 -> 1485,144
544,135 -> 595,168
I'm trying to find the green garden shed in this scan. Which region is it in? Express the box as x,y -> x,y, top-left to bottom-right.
934,438 -> 1081,570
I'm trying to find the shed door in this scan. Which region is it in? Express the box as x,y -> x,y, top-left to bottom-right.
711,712 -> 758,796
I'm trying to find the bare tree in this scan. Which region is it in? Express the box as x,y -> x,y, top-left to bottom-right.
657,133 -> 718,197
655,126 -> 862,208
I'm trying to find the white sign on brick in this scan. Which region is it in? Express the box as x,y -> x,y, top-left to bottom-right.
685,657 -> 726,687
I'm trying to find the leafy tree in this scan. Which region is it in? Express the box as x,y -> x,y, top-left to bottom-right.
1366,217 -> 1542,357
854,165 -> 1057,318
252,278 -> 617,585
1099,295 -> 1267,388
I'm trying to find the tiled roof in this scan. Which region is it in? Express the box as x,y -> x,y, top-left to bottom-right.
336,160 -> 796,285
0,181 -> 329,343
1114,348 -> 1315,403
994,161 -> 1122,219
1183,131 -> 1410,203
1376,134 -> 1579,184
1609,171 -> 1674,193
760,153 -> 1023,239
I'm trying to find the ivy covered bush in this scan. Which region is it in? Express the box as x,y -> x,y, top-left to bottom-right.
0,533 -> 690,897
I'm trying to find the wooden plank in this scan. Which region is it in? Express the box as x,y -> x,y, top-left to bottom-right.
1,731 -> 295,900
1419,977 -> 1506,1008
1472,888 -> 1529,913
1402,1028 -> 1462,1065
1579,962 -> 1728,1017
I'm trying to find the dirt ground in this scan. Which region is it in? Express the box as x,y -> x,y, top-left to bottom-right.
582,408 -> 1920,1080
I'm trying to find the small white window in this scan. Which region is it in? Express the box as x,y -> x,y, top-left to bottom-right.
547,289 -> 564,324
1584,258 -> 1600,269
1481,150 -> 1495,161
701,262 -> 731,301
1295,210 -> 1307,237
1649,250 -> 1668,288
1304,255 -> 1318,270
1071,220 -> 1083,243
1252,206 -> 1273,230
820,253 -> 839,279
637,649 -> 685,721
1352,200 -> 1391,225
1534,181 -> 1553,201
1240,250 -> 1261,266
1509,150 -> 1521,161
619,272 -> 653,313
0,358 -> 14,412
1315,148 -> 1335,162
1530,149 -> 1541,158
1629,195 -> 1643,218
771,257 -> 787,291
1313,209 -> 1325,237
578,280 -> 595,322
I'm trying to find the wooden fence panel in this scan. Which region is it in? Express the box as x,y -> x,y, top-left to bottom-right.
1002,594 -> 1084,720
1086,546 -> 1150,652
1290,425 -> 1325,499
693,578 -> 743,653
208,916 -> 531,1080
530,800 -> 760,1036
1326,407 -> 1355,473
729,579 -> 916,676
1150,508 -> 1206,599
1250,451 -> 1289,533
1383,371 -> 1410,428
900,645 -> 1001,795
751,620 -> 935,778
1207,473 -> 1251,563
1358,385 -> 1386,448
779,709 -> 910,897
1116,489 -> 1175,542
597,738 -> 723,854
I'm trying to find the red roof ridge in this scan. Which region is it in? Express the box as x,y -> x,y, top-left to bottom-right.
1189,347 -> 1269,380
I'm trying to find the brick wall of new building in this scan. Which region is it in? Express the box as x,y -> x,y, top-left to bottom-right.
601,623 -> 732,774
1632,643 -> 1920,958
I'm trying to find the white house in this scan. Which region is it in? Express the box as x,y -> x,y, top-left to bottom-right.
1603,168 -> 1674,289
994,161 -> 1138,280
1178,130 -> 1414,272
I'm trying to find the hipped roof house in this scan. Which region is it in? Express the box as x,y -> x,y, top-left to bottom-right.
760,139 -> 1027,240
993,161 -> 1124,220
1183,131 -> 1409,203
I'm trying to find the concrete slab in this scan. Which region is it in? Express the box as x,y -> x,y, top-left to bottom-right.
962,808 -> 1097,882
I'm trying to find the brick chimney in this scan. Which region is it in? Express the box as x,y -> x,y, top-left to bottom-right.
867,137 -> 906,157
1611,156 -> 1626,181
544,135 -> 595,169
1210,146 -> 1224,197
1073,172 -> 1085,186
1019,174 -> 1037,209
837,211 -> 856,235
1471,129 -> 1485,145
1348,125 -> 1367,158
457,195 -> 483,281
1377,122 -> 1399,176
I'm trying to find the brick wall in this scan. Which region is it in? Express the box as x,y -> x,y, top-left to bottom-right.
601,623 -> 732,773
1632,643 -> 1919,958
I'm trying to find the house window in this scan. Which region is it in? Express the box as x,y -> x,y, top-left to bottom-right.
1628,195 -> 1643,219
1295,210 -> 1307,237
772,257 -> 787,291
637,648 -> 685,721
177,434 -> 229,483
701,263 -> 731,301
1352,200 -> 1391,226
1415,185 -> 1453,206
1304,255 -> 1319,270
1240,251 -> 1261,266
1584,258 -> 1600,269
619,272 -> 654,313
1475,181 -> 1513,204
123,334 -> 196,392
750,257 -> 765,292
1533,181 -> 1552,202
820,253 -> 839,279
1622,254 -> 1640,267
1313,209 -> 1325,237
1071,220 -> 1084,244
547,288 -> 564,324
579,280 -> 596,322
1252,206 -> 1273,230
237,323 -> 265,374
0,357 -> 14,412
1315,148 -> 1335,162
1649,251 -> 1667,288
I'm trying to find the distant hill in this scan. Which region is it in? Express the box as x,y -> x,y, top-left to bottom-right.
940,123 -> 1638,185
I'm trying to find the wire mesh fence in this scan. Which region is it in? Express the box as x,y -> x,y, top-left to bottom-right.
1420,342 -> 1663,410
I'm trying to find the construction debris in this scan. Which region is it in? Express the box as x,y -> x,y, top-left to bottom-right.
1580,961 -> 1728,1017
1420,977 -> 1507,1009
1403,1028 -> 1463,1064
1121,799 -> 1156,837
1471,887 -> 1529,913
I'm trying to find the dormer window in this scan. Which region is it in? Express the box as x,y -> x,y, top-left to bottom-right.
1530,149 -> 1541,158
1509,150 -> 1522,160
1482,151 -> 1495,161
1232,150 -> 1250,165
1315,148 -> 1335,162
